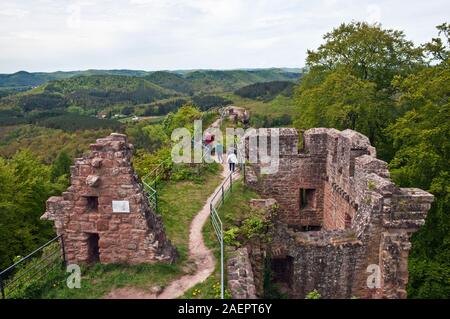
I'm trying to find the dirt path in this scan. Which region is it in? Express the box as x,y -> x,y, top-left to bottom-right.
105,116 -> 238,299
157,162 -> 232,299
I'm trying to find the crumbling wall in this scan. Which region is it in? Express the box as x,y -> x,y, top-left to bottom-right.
226,198 -> 278,298
272,225 -> 363,298
244,128 -> 434,298
227,247 -> 257,299
41,133 -> 177,265
245,128 -> 326,228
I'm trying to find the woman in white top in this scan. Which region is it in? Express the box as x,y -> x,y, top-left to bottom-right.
227,152 -> 238,172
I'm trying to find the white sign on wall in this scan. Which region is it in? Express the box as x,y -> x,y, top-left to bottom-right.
112,200 -> 130,213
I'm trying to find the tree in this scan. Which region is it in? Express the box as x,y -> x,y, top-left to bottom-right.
388,58 -> 450,298
294,67 -> 395,159
294,22 -> 449,297
121,106 -> 134,116
294,22 -> 426,161
126,123 -> 169,153
50,150 -> 72,183
162,104 -> 203,135
0,150 -> 65,269
306,22 -> 424,90
424,23 -> 450,63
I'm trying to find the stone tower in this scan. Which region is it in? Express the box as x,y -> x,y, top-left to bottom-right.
41,133 -> 177,265
244,128 -> 434,299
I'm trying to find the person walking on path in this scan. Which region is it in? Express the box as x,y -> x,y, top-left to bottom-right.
215,142 -> 224,163
227,151 -> 238,172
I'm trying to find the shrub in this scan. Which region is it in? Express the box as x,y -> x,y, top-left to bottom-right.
223,227 -> 240,247
305,289 -> 321,299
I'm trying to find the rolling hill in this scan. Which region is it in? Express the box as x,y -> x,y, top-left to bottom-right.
0,68 -> 303,93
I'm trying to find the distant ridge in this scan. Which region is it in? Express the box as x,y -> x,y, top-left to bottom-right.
0,68 -> 305,90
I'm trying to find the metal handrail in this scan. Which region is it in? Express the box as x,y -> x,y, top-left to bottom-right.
209,172 -> 234,300
142,141 -> 212,213
210,172 -> 233,211
0,234 -> 65,299
208,140 -> 246,299
0,235 -> 63,277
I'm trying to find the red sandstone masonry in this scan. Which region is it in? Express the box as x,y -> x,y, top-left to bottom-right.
244,128 -> 433,299
41,133 -> 177,265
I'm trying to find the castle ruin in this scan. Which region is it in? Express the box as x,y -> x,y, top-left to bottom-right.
41,133 -> 177,265
244,128 -> 434,299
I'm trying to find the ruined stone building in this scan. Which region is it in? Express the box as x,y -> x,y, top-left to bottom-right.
41,133 -> 176,265
243,128 -> 434,299
222,106 -> 250,125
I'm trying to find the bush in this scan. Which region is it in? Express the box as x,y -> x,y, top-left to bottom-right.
305,289 -> 321,299
223,227 -> 240,247
241,213 -> 274,243
4,242 -> 66,299
126,123 -> 169,153
171,162 -> 220,184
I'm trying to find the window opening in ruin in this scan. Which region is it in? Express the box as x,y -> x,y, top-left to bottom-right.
349,158 -> 356,177
300,189 -> 316,210
271,256 -> 294,288
86,233 -> 100,263
300,225 -> 322,232
85,196 -> 99,212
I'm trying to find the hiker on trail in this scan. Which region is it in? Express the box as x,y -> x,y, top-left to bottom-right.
227,151 -> 238,172
215,142 -> 224,163
204,133 -> 215,161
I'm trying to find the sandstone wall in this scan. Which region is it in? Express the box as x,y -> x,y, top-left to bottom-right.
227,247 -> 257,299
244,128 -> 434,298
41,133 -> 177,265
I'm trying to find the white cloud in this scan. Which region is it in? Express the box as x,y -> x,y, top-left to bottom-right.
367,4 -> 382,24
0,0 -> 448,72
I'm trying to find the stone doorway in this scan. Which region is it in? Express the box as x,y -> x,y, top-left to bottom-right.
271,256 -> 294,293
86,233 -> 100,264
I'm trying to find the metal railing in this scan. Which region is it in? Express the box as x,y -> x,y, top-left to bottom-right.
208,138 -> 246,299
0,235 -> 66,299
142,142 -> 211,214
209,172 -> 234,300
142,159 -> 171,213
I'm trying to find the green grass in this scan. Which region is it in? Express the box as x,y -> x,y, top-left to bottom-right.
35,167 -> 223,299
220,179 -> 261,226
181,178 -> 261,299
158,169 -> 223,261
40,263 -> 182,299
221,93 -> 297,119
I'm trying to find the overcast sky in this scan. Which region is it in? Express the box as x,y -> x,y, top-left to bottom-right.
0,0 -> 448,73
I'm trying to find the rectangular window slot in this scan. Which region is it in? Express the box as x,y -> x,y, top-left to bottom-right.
300,188 -> 316,210
84,196 -> 99,212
